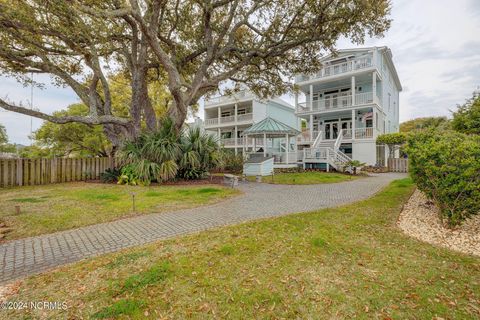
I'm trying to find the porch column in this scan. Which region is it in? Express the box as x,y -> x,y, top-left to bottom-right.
263,133 -> 267,157
234,125 -> 238,155
351,109 -> 356,141
254,136 -> 257,152
373,109 -> 377,138
294,92 -> 298,112
351,76 -> 356,106
309,114 -> 313,141
372,72 -> 377,104
285,134 -> 289,164
217,128 -> 221,146
309,84 -> 313,111
234,103 -> 238,122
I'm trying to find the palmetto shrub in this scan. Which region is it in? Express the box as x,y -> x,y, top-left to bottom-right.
405,131 -> 480,226
117,119 -> 221,184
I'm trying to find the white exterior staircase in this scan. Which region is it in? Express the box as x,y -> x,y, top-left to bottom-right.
302,129 -> 351,171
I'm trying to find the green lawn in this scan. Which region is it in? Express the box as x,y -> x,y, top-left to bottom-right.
248,171 -> 359,184
2,178 -> 480,319
0,182 -> 238,240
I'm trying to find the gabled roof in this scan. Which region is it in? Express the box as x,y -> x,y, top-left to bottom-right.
243,117 -> 300,136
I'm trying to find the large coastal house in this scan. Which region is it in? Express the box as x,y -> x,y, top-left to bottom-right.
294,46 -> 402,168
201,46 -> 401,173
203,90 -> 298,156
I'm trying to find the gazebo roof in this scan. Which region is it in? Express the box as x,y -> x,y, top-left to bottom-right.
243,117 -> 300,136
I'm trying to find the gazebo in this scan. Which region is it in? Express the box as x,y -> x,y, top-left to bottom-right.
242,117 -> 301,167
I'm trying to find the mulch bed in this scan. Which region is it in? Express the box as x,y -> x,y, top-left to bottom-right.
398,189 -> 480,257
86,175 -> 225,186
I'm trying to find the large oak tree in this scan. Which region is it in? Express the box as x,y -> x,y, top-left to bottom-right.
0,0 -> 391,148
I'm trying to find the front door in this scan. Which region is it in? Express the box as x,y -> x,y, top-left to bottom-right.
324,122 -> 339,140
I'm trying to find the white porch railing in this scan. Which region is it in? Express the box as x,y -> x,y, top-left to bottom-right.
237,113 -> 253,122
220,115 -> 235,124
296,56 -> 373,82
303,147 -> 351,171
246,151 -> 300,164
221,138 -> 237,146
296,92 -> 376,113
354,127 -> 374,139
205,90 -> 255,106
355,92 -> 374,105
340,128 -> 374,139
205,118 -> 219,126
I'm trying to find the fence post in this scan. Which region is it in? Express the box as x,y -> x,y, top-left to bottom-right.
16,159 -> 22,186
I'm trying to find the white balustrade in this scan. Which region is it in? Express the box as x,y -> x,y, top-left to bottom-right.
236,113 -> 253,122
220,115 -> 235,124
204,118 -> 219,126
298,57 -> 373,82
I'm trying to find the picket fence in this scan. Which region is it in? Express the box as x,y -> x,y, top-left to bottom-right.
387,158 -> 408,173
0,157 -> 115,188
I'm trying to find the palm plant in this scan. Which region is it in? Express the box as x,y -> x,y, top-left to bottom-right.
117,118 -> 181,184
116,120 -> 221,184
178,126 -> 221,179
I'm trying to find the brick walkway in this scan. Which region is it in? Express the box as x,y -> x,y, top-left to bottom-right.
0,173 -> 406,284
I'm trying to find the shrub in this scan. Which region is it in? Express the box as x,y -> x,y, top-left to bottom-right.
405,131 -> 480,226
100,167 -> 122,183
377,132 -> 407,158
219,150 -> 244,173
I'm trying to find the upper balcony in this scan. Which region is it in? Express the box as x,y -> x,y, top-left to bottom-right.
204,90 -> 256,108
296,91 -> 378,114
295,56 -> 374,84
204,113 -> 254,128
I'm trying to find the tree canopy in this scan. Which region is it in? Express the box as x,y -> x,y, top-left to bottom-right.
400,117 -> 450,133
451,93 -> 480,135
0,124 -> 7,145
0,0 -> 391,147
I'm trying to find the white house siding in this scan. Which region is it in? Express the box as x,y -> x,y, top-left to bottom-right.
266,102 -> 299,130
352,140 -> 377,165
252,100 -> 268,123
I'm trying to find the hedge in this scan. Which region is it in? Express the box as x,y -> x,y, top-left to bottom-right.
405,131 -> 480,226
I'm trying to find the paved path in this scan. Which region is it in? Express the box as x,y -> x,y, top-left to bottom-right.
0,173 -> 406,284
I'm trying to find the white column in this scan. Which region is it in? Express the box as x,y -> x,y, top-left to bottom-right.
351,76 -> 356,106
372,72 -> 377,104
294,92 -> 298,111
234,125 -> 238,155
309,114 -> 314,141
309,84 -> 313,111
263,133 -> 267,157
285,134 -> 289,164
373,109 -> 377,139
351,109 -> 356,141
217,127 -> 221,146
234,103 -> 238,122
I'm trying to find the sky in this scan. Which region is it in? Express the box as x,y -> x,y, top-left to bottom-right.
1,0 -> 479,145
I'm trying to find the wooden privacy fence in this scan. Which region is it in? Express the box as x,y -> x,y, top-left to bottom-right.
0,157 -> 115,188
388,158 -> 408,173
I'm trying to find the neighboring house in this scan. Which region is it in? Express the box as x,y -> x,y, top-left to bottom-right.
204,90 -> 298,155
294,46 -> 402,168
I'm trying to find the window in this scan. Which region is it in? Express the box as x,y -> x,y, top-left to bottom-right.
376,113 -> 379,130
237,108 -> 247,115
221,111 -> 231,117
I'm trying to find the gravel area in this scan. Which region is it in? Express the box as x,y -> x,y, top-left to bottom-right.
398,189 -> 480,257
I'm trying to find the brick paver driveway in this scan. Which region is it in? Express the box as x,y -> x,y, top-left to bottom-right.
0,173 -> 406,284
